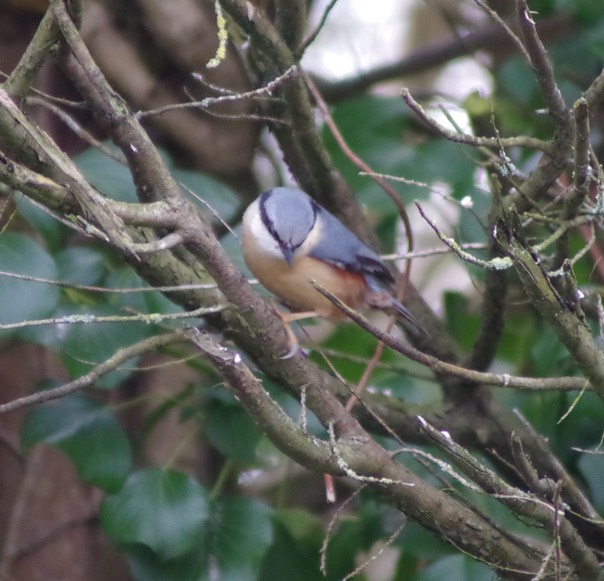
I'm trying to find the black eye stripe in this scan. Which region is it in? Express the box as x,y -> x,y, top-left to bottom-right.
259,192 -> 282,244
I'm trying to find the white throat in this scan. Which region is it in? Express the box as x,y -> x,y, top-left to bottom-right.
243,201 -> 286,260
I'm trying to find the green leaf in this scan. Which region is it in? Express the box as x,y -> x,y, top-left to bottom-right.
496,313 -> 538,367
15,194 -> 70,251
21,391 -> 131,491
56,245 -> 109,287
174,168 -> 241,223
111,495 -> 272,581
74,146 -> 137,203
104,266 -> 149,313
74,143 -> 241,224
320,518 -> 363,580
125,545 -> 205,581
102,264 -> 182,319
409,139 -> 476,199
394,551 -> 421,581
260,521 -> 323,581
496,57 -> 541,109
203,392 -> 261,463
547,391 -> 604,461
444,291 -> 480,350
315,323 -> 382,382
101,468 -> 209,560
396,521 -> 453,561
61,304 -> 153,388
574,0 -> 604,25
274,507 -> 322,541
0,233 -> 60,327
324,95 -> 476,211
201,496 -> 273,581
531,324 -> 576,377
578,452 -> 604,511
324,96 -> 416,210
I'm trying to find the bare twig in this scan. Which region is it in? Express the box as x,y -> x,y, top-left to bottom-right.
416,202 -> 513,271
0,270 -> 219,294
515,0 -> 569,126
401,88 -> 553,153
513,410 -> 604,526
0,304 -> 226,332
583,68 -> 604,111
568,98 -> 592,215
496,214 -> 604,400
0,332 -> 186,414
296,0 -> 339,57
308,279 -> 590,392
472,0 -> 531,63
138,65 -> 298,119
3,9 -> 61,101
27,96 -> 126,163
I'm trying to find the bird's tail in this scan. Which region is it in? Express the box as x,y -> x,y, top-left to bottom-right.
391,299 -> 428,336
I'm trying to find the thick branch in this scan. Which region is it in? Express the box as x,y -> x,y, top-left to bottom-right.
496,214 -> 604,400
3,8 -> 62,102
186,329 -> 547,580
420,418 -> 599,580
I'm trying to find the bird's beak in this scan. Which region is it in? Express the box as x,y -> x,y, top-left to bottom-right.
282,243 -> 295,267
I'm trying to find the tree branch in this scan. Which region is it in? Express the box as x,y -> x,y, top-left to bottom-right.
495,212 -> 604,401
308,280 -> 591,393
185,328 -> 550,579
317,12 -> 572,102
419,417 -> 600,580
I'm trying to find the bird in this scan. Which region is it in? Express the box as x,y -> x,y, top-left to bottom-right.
241,187 -> 423,334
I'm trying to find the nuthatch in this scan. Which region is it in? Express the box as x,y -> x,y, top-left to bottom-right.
242,187 -> 421,331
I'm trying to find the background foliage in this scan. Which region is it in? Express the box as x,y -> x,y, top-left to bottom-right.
1,0 -> 604,580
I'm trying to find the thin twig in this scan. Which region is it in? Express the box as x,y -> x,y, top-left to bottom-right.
568,98 -> 592,215
416,202 -> 513,271
0,331 -> 186,414
296,0 -> 339,57
0,269 -> 220,294
401,88 -> 553,153
515,0 -> 569,125
418,416 -> 599,580
304,71 -> 418,411
473,0 -> 531,62
0,304 -> 226,332
26,96 -> 126,164
137,66 -> 298,119
308,279 -> 591,392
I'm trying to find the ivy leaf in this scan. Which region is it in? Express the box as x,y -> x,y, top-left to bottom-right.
203,392 -> 261,464
60,303 -> 152,389
116,496 -> 273,581
100,469 -> 209,560
202,496 -> 273,581
0,233 -> 60,328
21,391 -> 131,492
75,145 -> 137,203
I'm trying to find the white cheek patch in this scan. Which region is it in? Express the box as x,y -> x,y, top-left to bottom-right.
298,215 -> 323,256
248,209 -> 284,260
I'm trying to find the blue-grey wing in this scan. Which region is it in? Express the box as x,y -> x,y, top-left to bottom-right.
308,205 -> 426,334
307,207 -> 394,284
